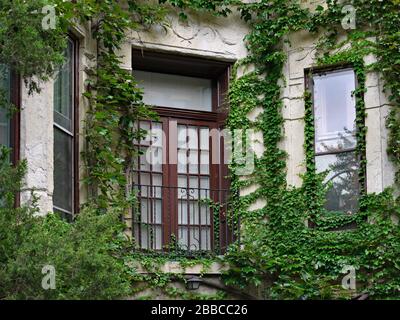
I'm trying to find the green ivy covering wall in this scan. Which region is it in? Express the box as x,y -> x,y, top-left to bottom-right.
1,0 -> 399,299
220,0 -> 400,299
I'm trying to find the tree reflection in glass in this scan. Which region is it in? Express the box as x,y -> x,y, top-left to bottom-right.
312,69 -> 359,215
315,131 -> 359,214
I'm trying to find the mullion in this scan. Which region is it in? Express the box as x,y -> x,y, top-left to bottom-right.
135,121 -> 142,248
149,121 -> 155,249
197,126 -> 202,250
315,148 -> 356,157
185,125 -> 191,251
54,122 -> 74,137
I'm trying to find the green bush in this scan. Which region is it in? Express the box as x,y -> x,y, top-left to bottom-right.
0,147 -> 132,300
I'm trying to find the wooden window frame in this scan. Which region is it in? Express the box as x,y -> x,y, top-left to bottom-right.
53,34 -> 80,218
9,70 -> 21,208
10,70 -> 21,167
132,49 -> 233,252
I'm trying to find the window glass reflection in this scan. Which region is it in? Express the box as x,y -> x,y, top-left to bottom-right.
53,128 -> 73,212
313,69 -> 356,153
316,152 -> 359,214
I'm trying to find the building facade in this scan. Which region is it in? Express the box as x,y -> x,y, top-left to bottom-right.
1,2 -> 396,298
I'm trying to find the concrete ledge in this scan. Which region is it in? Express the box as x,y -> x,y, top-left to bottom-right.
133,261 -> 229,275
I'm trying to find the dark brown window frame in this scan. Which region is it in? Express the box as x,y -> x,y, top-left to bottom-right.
9,70 -> 21,208
0,67 -> 21,207
72,34 -> 80,216
132,49 -> 234,253
305,63 -> 366,228
9,70 -> 21,167
53,34 -> 80,218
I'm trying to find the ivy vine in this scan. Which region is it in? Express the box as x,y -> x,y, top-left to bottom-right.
222,0 -> 400,299
2,0 -> 399,299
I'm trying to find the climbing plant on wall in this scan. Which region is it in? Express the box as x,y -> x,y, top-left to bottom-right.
1,0 -> 399,299
218,0 -> 400,299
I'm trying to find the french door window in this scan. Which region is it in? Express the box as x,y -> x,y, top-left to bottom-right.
131,51 -> 233,254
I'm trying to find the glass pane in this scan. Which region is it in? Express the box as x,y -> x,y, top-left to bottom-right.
150,146 -> 163,172
316,152 -> 359,214
178,226 -> 189,249
140,173 -> 150,196
178,200 -> 188,224
189,227 -> 200,251
140,225 -> 149,249
133,172 -> 139,186
178,175 -> 188,200
151,122 -> 163,147
153,174 -> 162,198
139,121 -> 151,146
200,205 -> 210,225
189,176 -> 199,199
201,227 -> 211,250
137,122 -> 164,171
140,199 -> 150,223
53,128 -> 73,213
200,177 -> 210,199
178,125 -> 187,149
139,199 -> 162,224
54,38 -> 74,132
200,151 -> 210,174
139,223 -> 162,250
200,127 -> 209,150
187,126 -> 198,149
139,147 -> 150,171
313,69 -> 356,153
189,204 -> 200,225
0,65 -> 11,147
178,149 -> 187,173
178,226 -> 208,251
133,70 -> 212,111
188,149 -> 199,174
154,225 -> 162,250
154,200 -> 162,224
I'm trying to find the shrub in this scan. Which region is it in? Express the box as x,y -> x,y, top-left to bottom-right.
0,147 -> 132,300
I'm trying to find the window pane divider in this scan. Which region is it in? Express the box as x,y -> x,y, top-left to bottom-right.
315,148 -> 357,157
53,205 -> 73,216
53,122 -> 74,137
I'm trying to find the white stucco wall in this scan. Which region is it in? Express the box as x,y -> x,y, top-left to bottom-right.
20,80 -> 54,213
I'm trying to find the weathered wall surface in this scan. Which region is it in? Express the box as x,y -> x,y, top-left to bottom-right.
19,22 -> 95,215
16,4 -> 396,298
20,80 -> 54,213
18,4 -> 395,220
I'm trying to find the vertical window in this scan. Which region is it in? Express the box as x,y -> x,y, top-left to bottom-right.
0,64 -> 20,207
0,65 -> 11,148
53,38 -> 77,220
311,68 -> 360,214
131,51 -> 233,254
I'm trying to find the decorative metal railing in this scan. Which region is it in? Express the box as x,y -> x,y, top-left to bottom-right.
131,185 -> 239,256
